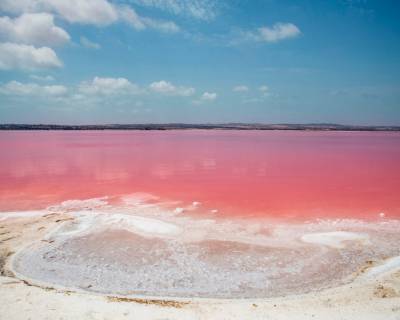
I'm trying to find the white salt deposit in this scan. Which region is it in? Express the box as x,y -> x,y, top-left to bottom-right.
174,207 -> 185,214
6,195 -> 400,299
362,256 -> 400,278
0,210 -> 48,221
47,197 -> 109,212
301,231 -> 369,248
101,213 -> 181,236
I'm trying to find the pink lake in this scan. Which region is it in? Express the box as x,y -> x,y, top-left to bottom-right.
4,130 -> 400,298
0,130 -> 399,221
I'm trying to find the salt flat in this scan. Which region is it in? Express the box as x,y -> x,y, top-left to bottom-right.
0,196 -> 399,319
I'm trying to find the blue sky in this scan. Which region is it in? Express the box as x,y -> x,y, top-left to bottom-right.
0,0 -> 399,125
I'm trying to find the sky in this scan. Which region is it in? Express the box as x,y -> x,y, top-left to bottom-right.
0,0 -> 399,125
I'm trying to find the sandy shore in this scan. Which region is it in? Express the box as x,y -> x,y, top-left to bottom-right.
1,213 -> 400,320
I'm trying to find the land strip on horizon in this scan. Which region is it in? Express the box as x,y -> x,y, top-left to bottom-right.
1,123 -> 400,131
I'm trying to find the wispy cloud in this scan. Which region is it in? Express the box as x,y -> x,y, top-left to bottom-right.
240,85 -> 272,104
29,74 -> 55,81
201,91 -> 217,101
80,36 -> 101,49
231,23 -> 301,45
118,5 -> 180,33
0,80 -> 67,96
233,85 -> 249,92
192,91 -> 218,105
257,23 -> 301,42
149,80 -> 195,96
127,0 -> 219,21
79,77 -> 140,95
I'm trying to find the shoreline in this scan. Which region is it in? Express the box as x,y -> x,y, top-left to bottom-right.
1,210 -> 400,319
1,123 -> 400,132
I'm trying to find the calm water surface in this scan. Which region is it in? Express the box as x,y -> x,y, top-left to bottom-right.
1,130 -> 399,221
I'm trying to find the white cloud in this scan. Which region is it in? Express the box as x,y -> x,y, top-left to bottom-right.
118,6 -> 180,33
0,13 -> 70,46
141,17 -> 180,33
49,0 -> 118,26
233,85 -> 249,92
117,5 -> 146,30
0,0 -> 180,33
0,0 -> 119,26
78,77 -> 140,95
29,74 -> 54,81
0,42 -> 62,70
129,0 -> 218,21
149,80 -> 195,96
0,80 -> 67,96
259,85 -> 270,97
201,91 -> 217,101
258,23 -> 300,42
1,77 -> 204,106
234,23 -> 301,44
0,0 -> 41,14
80,36 -> 101,49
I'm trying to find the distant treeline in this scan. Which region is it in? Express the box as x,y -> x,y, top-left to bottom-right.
0,123 -> 400,131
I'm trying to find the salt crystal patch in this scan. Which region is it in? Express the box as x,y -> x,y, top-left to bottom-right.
362,256 -> 400,278
301,231 -> 369,248
102,214 -> 181,236
47,197 -> 108,212
49,211 -> 182,239
0,210 -> 47,221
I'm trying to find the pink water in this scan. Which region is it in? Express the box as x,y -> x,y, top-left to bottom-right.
1,130 -> 400,221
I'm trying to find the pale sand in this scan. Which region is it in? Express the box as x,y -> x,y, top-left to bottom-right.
1,213 -> 400,320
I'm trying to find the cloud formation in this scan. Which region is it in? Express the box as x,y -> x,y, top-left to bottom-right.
0,42 -> 62,70
259,85 -> 270,97
0,13 -> 70,46
233,23 -> 301,44
79,77 -> 140,95
233,85 -> 249,92
0,0 -> 118,26
0,0 -> 180,32
0,80 -> 67,96
80,36 -> 100,49
258,23 -> 301,42
29,74 -> 54,81
119,6 -> 180,33
129,0 -> 219,21
201,91 -> 217,101
0,0 -> 181,70
149,80 -> 195,96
